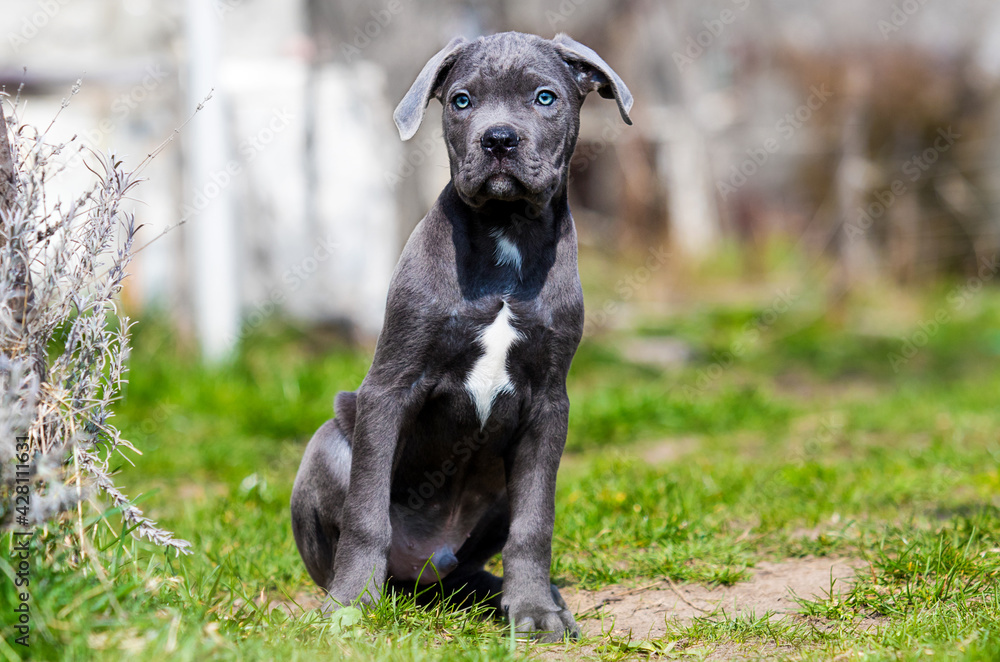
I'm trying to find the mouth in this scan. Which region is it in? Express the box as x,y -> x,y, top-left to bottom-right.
453,150 -> 550,207
481,172 -> 522,200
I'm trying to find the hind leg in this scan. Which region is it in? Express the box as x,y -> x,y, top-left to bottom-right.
290,418 -> 352,593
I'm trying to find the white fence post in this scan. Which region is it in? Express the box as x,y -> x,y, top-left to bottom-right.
184,0 -> 240,361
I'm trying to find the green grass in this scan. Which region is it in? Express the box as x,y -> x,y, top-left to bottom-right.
3,280 -> 1000,660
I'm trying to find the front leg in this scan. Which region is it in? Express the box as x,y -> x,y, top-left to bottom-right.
323,254 -> 440,609
501,391 -> 580,642
325,382 -> 420,609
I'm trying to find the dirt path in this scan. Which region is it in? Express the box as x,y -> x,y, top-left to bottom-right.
562,556 -> 862,641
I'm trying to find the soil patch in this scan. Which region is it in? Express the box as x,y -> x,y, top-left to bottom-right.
562,556 -> 862,640
638,436 -> 700,464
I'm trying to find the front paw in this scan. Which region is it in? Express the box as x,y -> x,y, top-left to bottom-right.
323,575 -> 383,615
504,593 -> 581,643
319,593 -> 370,617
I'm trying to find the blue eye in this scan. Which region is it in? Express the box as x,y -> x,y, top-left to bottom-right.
453,93 -> 470,109
535,90 -> 556,106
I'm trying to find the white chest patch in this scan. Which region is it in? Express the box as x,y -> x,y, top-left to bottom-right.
491,229 -> 523,275
465,301 -> 522,426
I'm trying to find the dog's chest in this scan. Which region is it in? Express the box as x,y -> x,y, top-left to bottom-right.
437,296 -> 550,425
464,300 -> 521,425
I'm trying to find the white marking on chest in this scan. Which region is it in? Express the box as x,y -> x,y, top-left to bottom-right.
490,229 -> 522,275
465,301 -> 522,426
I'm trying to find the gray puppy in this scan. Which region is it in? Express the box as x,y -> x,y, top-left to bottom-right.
291,31 -> 632,642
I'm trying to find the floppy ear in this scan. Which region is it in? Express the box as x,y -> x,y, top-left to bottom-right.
552,33 -> 633,125
393,37 -> 468,141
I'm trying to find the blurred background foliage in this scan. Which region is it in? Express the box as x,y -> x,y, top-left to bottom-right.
6,0 -> 1000,356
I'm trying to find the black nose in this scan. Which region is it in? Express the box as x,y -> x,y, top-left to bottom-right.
481,125 -> 519,158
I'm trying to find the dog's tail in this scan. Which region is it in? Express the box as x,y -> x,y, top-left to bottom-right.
333,391 -> 357,441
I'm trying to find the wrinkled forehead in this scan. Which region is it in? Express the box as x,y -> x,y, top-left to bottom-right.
443,34 -> 572,95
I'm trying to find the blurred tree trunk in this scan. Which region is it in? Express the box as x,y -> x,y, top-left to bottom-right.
975,6 -> 1000,265
656,3 -> 722,259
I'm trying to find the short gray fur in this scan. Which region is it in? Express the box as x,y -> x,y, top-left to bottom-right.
291,31 -> 633,643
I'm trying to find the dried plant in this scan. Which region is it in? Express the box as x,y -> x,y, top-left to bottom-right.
0,88 -> 190,554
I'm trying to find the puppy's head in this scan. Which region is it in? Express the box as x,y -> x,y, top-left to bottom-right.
394,32 -> 633,209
